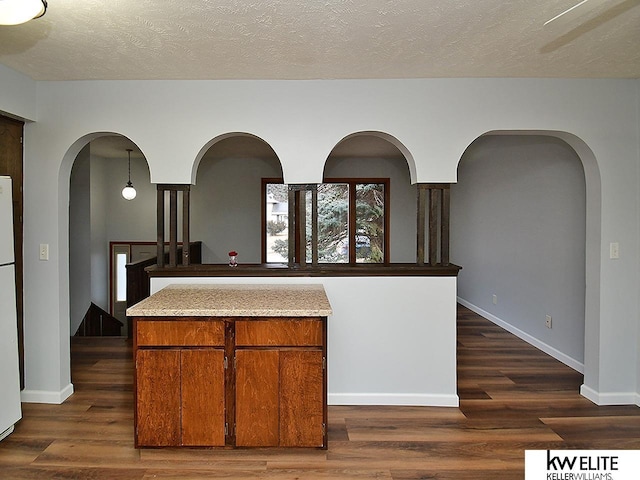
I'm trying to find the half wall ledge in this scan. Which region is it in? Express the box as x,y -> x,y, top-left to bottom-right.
145,263 -> 462,278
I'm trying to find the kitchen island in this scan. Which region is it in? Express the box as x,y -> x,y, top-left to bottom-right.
127,283 -> 332,448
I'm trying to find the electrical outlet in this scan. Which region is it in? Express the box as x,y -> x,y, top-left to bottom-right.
545,315 -> 552,329
39,243 -> 49,261
609,242 -> 619,259
492,294 -> 497,305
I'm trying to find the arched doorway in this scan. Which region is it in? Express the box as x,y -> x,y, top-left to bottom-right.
68,134 -> 152,336
452,131 -> 601,397
191,133 -> 283,264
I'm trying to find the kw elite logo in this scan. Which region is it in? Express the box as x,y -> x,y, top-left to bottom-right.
525,450 -> 640,480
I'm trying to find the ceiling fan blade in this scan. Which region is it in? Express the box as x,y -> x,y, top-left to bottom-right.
544,0 -> 592,26
542,0 -> 628,29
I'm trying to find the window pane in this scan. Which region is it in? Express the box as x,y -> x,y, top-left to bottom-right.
265,183 -> 288,262
355,183 -> 385,263
116,253 -> 128,301
317,183 -> 349,263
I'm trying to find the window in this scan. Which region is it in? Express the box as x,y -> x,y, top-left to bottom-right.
263,180 -> 289,263
263,178 -> 389,264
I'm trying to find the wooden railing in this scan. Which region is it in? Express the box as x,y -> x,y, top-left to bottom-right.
75,303 -> 124,337
125,241 -> 202,338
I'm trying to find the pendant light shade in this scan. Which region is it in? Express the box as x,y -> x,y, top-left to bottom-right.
122,149 -> 137,200
0,0 -> 47,26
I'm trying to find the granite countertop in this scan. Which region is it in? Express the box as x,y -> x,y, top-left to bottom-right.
126,284 -> 332,317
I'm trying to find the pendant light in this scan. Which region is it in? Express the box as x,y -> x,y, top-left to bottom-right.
0,0 -> 47,26
122,149 -> 137,201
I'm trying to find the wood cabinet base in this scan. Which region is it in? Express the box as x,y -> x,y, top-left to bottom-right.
133,316 -> 327,449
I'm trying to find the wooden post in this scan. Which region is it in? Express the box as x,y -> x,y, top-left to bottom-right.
182,187 -> 190,266
416,185 -> 426,266
429,188 -> 439,265
416,183 -> 451,266
156,187 -> 165,268
288,187 -> 296,267
441,186 -> 450,266
311,186 -> 318,266
169,189 -> 178,267
298,190 -> 306,267
157,184 -> 192,268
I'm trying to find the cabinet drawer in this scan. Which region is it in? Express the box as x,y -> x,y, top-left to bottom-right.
136,320 -> 225,347
235,319 -> 323,347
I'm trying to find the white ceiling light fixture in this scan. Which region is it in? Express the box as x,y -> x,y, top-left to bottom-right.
122,149 -> 137,201
0,0 -> 47,26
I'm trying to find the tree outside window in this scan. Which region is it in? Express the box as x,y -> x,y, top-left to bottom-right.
264,179 -> 388,264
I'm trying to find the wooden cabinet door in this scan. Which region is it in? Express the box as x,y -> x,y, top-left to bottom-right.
136,349 -> 181,446
235,349 -> 325,447
181,349 -> 225,446
280,351 -> 324,447
235,350 -> 280,446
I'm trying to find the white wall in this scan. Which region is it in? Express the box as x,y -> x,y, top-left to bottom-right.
150,276 -> 459,407
192,151 -> 282,263
0,72 -> 637,406
89,156 -> 108,311
68,151 -> 155,333
102,156 -> 155,242
68,145 -> 91,335
451,135 -> 586,371
0,64 -> 36,121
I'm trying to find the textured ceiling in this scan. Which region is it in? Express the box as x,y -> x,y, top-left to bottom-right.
0,0 -> 638,81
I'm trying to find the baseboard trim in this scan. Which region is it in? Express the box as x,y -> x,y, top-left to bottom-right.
21,383 -> 74,405
328,393 -> 459,407
0,425 -> 15,442
580,384 -> 639,406
457,297 -> 584,374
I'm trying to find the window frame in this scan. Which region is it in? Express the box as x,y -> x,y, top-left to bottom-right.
322,178 -> 390,265
262,177 -> 390,265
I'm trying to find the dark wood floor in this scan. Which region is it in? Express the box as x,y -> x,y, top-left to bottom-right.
1,305 -> 639,479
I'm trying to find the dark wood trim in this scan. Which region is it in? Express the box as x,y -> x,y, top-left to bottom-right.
383,179 -> 390,265
145,262 -> 461,278
0,115 -> 25,389
311,187 -> 318,266
441,187 -> 450,266
287,187 -> 296,266
416,185 -> 426,266
429,188 -> 438,265
416,183 -> 452,266
169,190 -> 178,267
298,189 -> 307,267
261,178 -> 285,264
156,188 -> 164,268
348,182 -> 356,264
182,189 -> 190,266
322,178 -> 390,265
157,184 -> 191,269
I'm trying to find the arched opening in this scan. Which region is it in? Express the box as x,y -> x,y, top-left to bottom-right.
191,133 -> 283,264
318,132 -> 417,263
68,134 -> 152,337
452,131 -> 601,392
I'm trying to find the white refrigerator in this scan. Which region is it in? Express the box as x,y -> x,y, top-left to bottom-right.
0,176 -> 22,441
